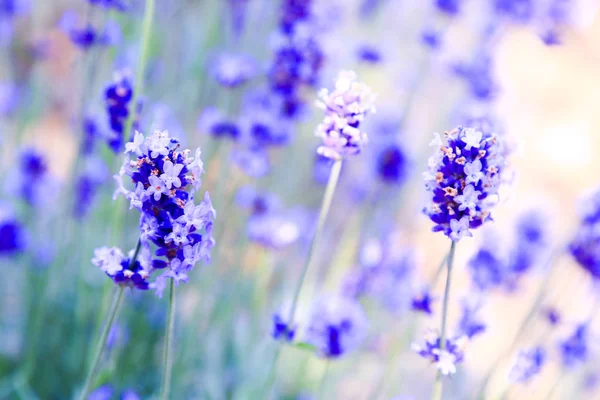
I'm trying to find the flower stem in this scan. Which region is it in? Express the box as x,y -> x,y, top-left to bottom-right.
160,279 -> 176,400
317,360 -> 331,400
431,240 -> 457,400
123,0 -> 155,144
264,159 -> 343,397
78,286 -> 125,400
287,159 -> 343,325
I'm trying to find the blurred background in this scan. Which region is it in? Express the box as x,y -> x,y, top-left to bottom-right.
2,0 -> 600,399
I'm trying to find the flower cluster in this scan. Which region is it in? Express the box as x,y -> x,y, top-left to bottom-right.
412,330 -> 467,376
104,71 -> 142,151
103,130 -> 215,296
315,71 -> 376,160
92,246 -> 150,290
423,126 -> 507,241
508,347 -> 546,384
305,296 -> 368,358
268,0 -> 324,118
569,188 -> 600,279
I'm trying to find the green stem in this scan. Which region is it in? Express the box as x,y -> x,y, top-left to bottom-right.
78,286 -> 125,400
264,159 -> 343,397
431,240 -> 457,400
286,159 -> 343,325
317,361 -> 331,400
123,0 -> 155,144
160,279 -> 176,400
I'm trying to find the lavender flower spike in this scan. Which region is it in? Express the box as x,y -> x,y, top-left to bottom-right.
315,71 -> 376,160
423,127 -> 507,241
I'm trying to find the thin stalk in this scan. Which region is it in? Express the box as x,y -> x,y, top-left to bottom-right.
264,159 -> 343,397
475,249 -> 562,399
317,361 -> 331,400
431,240 -> 457,400
286,159 -> 343,325
160,279 -> 176,400
78,286 -> 125,400
122,0 -> 155,144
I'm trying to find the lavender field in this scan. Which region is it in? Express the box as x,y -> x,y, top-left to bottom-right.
2,0 -> 600,399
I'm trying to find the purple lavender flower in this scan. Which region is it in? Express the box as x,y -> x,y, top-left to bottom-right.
412,330 -> 467,376
456,300 -> 486,339
88,0 -> 127,11
453,55 -> 498,102
507,210 -> 549,279
197,107 -> 240,141
88,384 -> 113,400
356,44 -> 382,64
104,70 -> 142,151
435,0 -> 461,16
376,144 -> 408,185
305,296 -> 368,358
423,127 -> 507,241
0,208 -> 26,256
231,146 -> 270,178
411,290 -> 435,315
559,323 -> 589,368
59,11 -> 121,50
108,130 -> 215,296
508,347 -> 545,384
271,312 -> 296,342
211,53 -> 256,89
92,246 -> 150,289
569,188 -> 600,279
9,148 -> 57,207
494,0 -> 534,23
315,71 -> 376,160
544,306 -> 561,326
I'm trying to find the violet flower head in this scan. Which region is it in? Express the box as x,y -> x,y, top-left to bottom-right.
197,107 -> 240,141
305,296 -> 368,358
411,289 -> 435,315
88,0 -> 127,11
569,188 -> 600,279
110,130 -> 215,297
412,329 -> 467,376
376,143 -> 408,185
423,127 -> 508,241
59,11 -> 121,50
271,311 -> 296,342
104,70 -> 142,152
508,347 -> 546,384
315,71 -> 376,160
435,0 -> 461,16
456,300 -> 486,339
91,246 -> 150,289
0,208 -> 26,256
11,148 -> 57,207
559,323 -> 589,368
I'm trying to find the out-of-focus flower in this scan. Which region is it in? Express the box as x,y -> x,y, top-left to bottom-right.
8,148 -> 57,207
423,127 -> 508,241
559,323 -> 589,368
305,296 -> 368,358
356,44 -> 382,64
315,70 -> 376,160
453,55 -> 498,102
570,188 -> 600,279
376,144 -> 408,185
231,146 -> 270,178
435,0 -> 461,16
412,329 -> 467,375
342,239 -> 416,315
88,0 -> 127,11
104,70 -> 142,152
508,347 -> 546,384
59,11 -> 121,50
0,208 -> 26,256
74,157 -> 109,219
197,107 -> 240,141
211,53 -> 256,88
456,300 -> 486,339
88,384 -> 113,400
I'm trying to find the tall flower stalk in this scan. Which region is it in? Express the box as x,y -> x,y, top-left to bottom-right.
78,240 -> 142,400
160,279 -> 176,400
431,241 -> 456,400
265,71 -> 375,394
